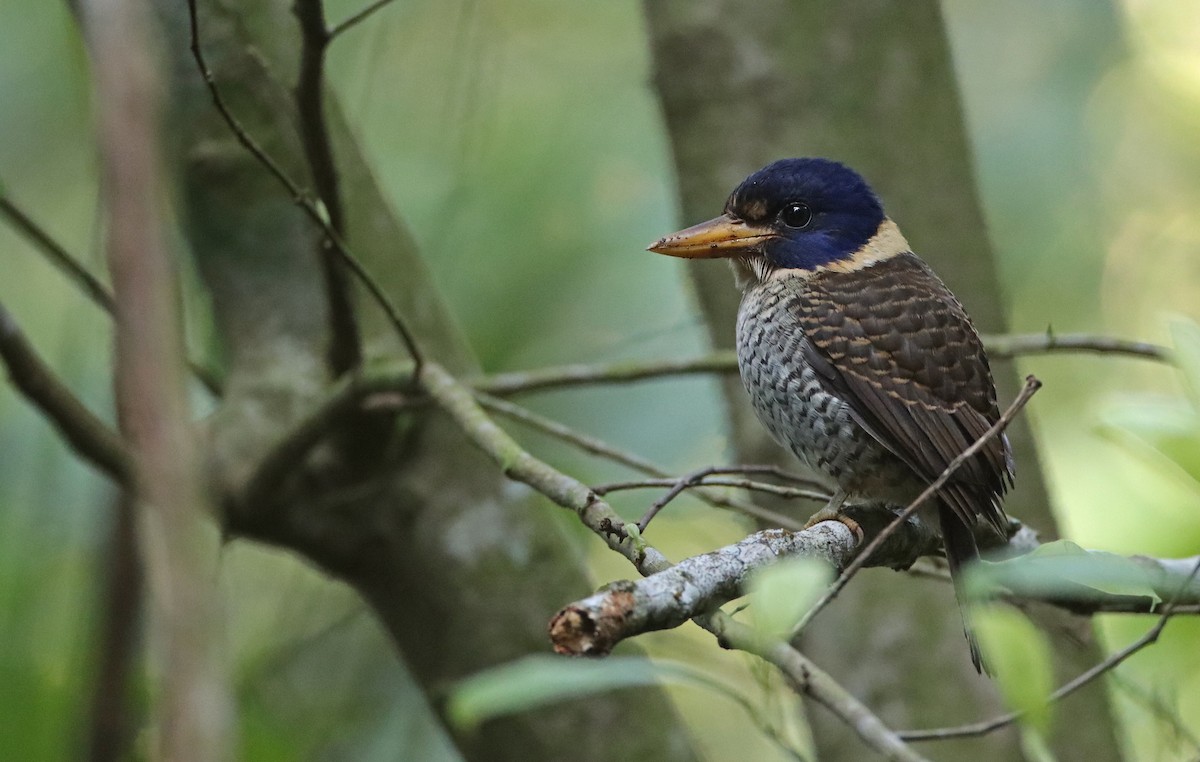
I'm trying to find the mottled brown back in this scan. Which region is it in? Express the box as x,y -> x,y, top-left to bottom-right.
796,252 -> 1011,534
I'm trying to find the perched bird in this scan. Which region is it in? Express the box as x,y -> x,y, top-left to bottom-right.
648,158 -> 1012,671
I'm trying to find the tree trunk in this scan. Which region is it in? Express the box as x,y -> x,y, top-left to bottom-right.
642,1 -> 1120,759
154,1 -> 699,759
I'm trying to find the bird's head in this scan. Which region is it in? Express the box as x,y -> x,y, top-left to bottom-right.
649,158 -> 907,284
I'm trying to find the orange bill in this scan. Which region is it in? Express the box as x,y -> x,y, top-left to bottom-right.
647,214 -> 776,258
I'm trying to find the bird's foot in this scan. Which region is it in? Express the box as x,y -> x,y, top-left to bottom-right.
802,507 -> 864,545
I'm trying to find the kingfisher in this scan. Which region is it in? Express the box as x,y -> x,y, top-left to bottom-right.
649,158 -> 1012,671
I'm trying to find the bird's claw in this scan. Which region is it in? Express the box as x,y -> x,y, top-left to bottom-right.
803,508 -> 864,546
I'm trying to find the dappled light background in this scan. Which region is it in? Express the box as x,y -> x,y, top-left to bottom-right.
0,0 -> 1197,759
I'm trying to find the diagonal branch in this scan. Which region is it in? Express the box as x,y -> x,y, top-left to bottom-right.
594,475 -> 830,507
421,360 -> 666,572
0,301 -> 129,482
327,0 -> 397,39
420,359 -> 928,761
702,610 -> 931,762
0,193 -> 115,312
1,193 -> 223,395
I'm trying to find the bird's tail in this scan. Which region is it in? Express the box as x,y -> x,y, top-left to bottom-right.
938,502 -> 988,674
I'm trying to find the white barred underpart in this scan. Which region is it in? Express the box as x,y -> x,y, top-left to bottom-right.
733,253 -> 928,513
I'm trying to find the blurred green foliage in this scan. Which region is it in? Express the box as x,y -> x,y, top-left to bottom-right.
747,556 -> 832,640
973,606 -> 1054,734
1,0 -> 1199,759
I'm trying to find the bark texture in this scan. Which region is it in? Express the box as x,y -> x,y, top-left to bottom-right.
642,1 -> 1120,759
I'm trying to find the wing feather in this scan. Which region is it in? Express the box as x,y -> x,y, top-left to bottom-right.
797,252 -> 1010,534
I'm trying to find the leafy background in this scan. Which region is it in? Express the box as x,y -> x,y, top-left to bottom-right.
1,0 -> 1198,759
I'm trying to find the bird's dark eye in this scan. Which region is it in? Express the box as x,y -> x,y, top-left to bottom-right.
779,202 -> 813,229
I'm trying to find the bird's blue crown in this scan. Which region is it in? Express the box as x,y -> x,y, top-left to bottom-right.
727,158 -> 887,271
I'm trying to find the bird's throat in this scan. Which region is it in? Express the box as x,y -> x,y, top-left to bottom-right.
730,254 -> 774,289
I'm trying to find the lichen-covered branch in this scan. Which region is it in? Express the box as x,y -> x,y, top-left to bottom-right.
550,518 -> 1200,657
549,523 -> 860,656
421,361 -> 669,574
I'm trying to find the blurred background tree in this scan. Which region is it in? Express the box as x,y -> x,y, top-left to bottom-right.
1,0 -> 1198,760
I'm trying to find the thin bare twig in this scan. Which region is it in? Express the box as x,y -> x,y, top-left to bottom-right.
471,333 -> 1168,398
327,0 -> 397,39
0,193 -> 115,312
475,352 -> 739,396
630,466 -> 830,531
791,375 -> 1043,638
900,557 -> 1200,742
702,611 -> 931,762
475,392 -> 811,529
0,193 -> 223,395
595,476 -> 830,504
1107,672 -> 1200,755
474,391 -> 664,473
983,332 -> 1169,362
0,302 -> 130,481
185,0 -> 422,373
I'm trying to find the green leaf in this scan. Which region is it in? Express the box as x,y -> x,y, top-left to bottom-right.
746,557 -> 833,639
1100,399 -> 1200,488
1096,319 -> 1200,491
972,606 -> 1055,734
446,655 -> 736,731
965,540 -> 1159,603
1170,318 -> 1200,408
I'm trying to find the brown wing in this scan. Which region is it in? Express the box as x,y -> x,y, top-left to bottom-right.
797,252 -> 1011,534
